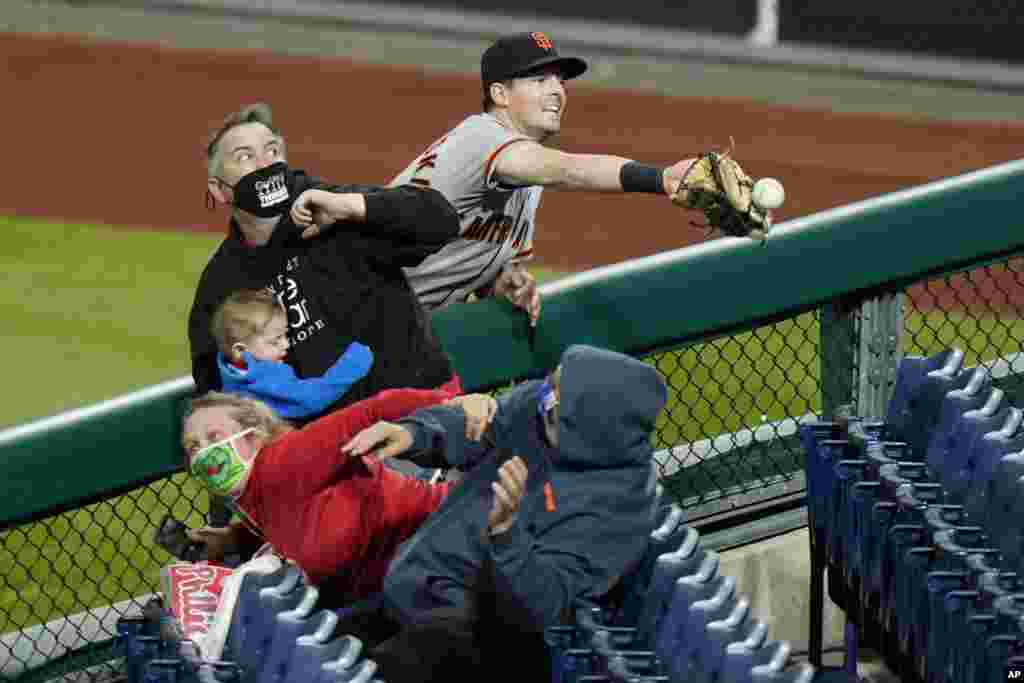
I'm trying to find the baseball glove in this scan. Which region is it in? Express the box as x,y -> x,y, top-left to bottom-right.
670,150 -> 770,242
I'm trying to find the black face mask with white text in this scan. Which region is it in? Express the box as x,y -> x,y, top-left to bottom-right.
219,162 -> 296,218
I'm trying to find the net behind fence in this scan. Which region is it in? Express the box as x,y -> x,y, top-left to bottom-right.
3,255 -> 1024,680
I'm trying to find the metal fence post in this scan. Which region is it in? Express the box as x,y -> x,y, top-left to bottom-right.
820,299 -> 859,420
857,293 -> 904,420
809,298 -> 859,668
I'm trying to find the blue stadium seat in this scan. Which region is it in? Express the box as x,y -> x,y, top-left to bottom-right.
924,571 -> 973,683
721,639 -> 790,683
688,596 -> 752,683
667,581 -> 743,682
588,629 -> 662,677
983,453 -> 1024,543
896,525 -> 990,661
129,635 -> 164,683
885,349 -> 960,438
319,658 -> 377,683
654,573 -> 734,678
552,647 -> 596,683
993,476 -> 1024,571
749,663 -> 816,683
925,366 -> 992,476
224,565 -> 294,663
937,389 -> 1010,503
256,585 -> 321,683
886,348 -> 965,455
297,626 -> 361,683
612,503 -> 690,627
237,567 -> 306,683
197,661 -> 245,682
963,408 -> 1024,522
545,625 -> 579,683
634,529 -> 706,649
943,571 -> 1021,683
574,607 -> 645,652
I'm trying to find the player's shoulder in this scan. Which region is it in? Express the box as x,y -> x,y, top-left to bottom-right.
448,113 -> 527,145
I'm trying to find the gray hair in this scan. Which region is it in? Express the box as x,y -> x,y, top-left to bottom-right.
204,103 -> 284,177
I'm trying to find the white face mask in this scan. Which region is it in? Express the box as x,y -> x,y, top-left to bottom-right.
188,428 -> 257,499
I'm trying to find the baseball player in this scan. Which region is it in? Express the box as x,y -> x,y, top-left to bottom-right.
387,32 -> 700,325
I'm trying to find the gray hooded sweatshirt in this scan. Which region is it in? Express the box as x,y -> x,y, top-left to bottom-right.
381,344 -> 668,629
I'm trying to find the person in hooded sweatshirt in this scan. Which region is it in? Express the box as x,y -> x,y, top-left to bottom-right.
341,343 -> 668,643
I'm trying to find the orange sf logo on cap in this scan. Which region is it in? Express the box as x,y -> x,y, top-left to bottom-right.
531,32 -> 553,51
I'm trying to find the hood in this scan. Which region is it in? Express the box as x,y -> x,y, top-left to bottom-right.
554,345 -> 667,469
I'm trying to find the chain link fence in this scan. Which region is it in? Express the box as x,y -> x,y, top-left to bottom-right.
3,255 -> 1024,680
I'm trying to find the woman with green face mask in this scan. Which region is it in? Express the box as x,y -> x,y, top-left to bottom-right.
180,388 -> 498,607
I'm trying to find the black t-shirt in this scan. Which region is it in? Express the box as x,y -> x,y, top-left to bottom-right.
188,170 -> 460,418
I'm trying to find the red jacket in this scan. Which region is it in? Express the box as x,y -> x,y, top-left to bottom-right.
234,387 -> 454,603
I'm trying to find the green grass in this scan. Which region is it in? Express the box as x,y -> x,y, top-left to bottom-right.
2,216 -> 222,430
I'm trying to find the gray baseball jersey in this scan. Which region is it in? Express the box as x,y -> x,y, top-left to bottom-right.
392,113 -> 542,310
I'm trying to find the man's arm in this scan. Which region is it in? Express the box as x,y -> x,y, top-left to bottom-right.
493,141 -> 687,195
291,185 -> 459,265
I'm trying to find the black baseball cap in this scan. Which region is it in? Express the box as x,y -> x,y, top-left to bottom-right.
481,32 -> 588,85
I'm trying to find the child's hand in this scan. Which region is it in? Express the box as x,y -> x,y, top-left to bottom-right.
342,421 -> 413,460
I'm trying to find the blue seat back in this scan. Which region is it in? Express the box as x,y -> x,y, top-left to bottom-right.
237,568 -> 306,683
256,586 -> 321,683
225,565 -> 292,662
925,366 -> 991,473
885,349 -> 962,445
634,534 -> 706,648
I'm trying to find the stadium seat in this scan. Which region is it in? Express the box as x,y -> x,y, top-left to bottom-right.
588,629 -> 662,677
551,646 -> 596,683
289,616 -> 361,683
224,565 -> 294,662
924,366 -> 992,475
237,567 -> 307,683
654,573 -> 734,677
688,596 -> 752,683
983,453 -> 1024,543
885,348 -> 965,455
634,541 -> 712,649
574,607 -> 645,652
128,635 -> 164,683
613,504 -> 690,627
319,657 -> 377,683
667,581 -> 743,682
117,616 -> 160,683
937,389 -> 1010,503
962,408 -> 1024,522
194,662 -> 244,682
943,571 -> 1022,683
992,476 -> 1024,571
896,526 -> 990,662
256,585 -> 321,683
721,639 -> 790,683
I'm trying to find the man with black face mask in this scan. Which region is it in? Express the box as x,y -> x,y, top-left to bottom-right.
188,102 -> 461,436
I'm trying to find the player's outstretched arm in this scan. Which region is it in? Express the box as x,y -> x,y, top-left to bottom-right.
493,140 -> 687,195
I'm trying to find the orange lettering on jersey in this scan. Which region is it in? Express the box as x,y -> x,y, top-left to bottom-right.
464,213 -> 520,245
531,32 -> 553,51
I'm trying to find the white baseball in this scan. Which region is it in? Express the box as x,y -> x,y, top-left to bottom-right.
752,177 -> 785,210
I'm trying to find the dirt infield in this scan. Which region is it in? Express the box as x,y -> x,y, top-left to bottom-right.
4,31 -> 1024,273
